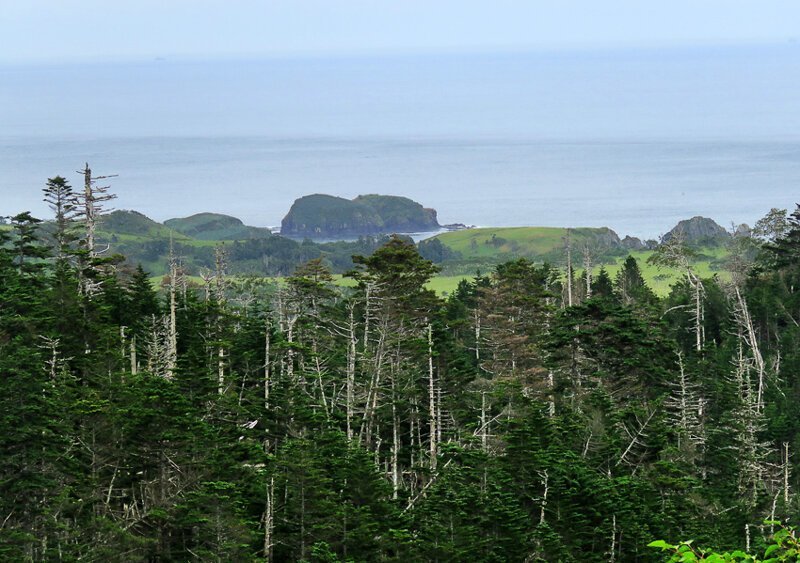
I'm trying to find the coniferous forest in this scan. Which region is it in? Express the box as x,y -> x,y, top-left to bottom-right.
3,173 -> 800,561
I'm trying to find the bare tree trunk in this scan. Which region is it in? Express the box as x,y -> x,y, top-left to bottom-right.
609,514 -> 617,563
82,164 -> 95,257
566,230 -> 573,306
264,323 -> 271,410
130,335 -> 138,375
360,322 -> 386,446
539,470 -> 548,525
391,373 -> 400,499
474,310 -> 481,363
77,163 -> 117,297
218,347 -> 225,395
346,304 -> 356,441
428,323 -> 437,470
314,353 -> 330,419
410,401 -> 418,498
693,273 -> 703,353
734,286 -> 765,410
362,282 -> 373,352
480,391 -> 488,452
215,247 -> 227,394
263,476 -> 274,561
784,441 -> 791,504
436,384 -> 443,446
167,248 -> 178,379
286,317 -> 296,383
583,245 -> 593,300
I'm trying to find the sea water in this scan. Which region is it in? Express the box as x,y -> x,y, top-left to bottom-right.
2,45 -> 799,239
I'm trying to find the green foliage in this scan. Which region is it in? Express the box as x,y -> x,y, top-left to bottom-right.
649,523 -> 799,562
5,185 -> 800,561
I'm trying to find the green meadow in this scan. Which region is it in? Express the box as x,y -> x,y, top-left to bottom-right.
432,227 -> 729,296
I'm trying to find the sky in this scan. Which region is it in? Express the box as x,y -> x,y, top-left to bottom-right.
2,0 -> 800,64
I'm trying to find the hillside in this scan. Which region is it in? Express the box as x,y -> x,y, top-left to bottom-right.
98,210 -> 189,240
89,210 -> 732,296
431,225 -> 730,295
280,193 -> 440,237
434,226 -> 624,262
164,213 -> 272,241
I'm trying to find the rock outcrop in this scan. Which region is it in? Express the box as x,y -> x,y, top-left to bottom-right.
280,194 -> 440,238
662,216 -> 730,246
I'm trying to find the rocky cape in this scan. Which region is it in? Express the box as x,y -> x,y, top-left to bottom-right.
280,194 -> 440,238
662,216 -> 730,246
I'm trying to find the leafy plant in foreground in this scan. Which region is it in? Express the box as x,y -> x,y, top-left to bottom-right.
649,522 -> 799,562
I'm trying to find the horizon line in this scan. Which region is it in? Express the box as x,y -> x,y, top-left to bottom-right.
1,38 -> 797,67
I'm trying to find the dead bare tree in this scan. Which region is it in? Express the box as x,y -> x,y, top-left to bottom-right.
650,231 -> 706,352
76,163 -> 117,298
665,352 -> 706,450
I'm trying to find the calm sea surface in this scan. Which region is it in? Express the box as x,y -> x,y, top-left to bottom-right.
2,46 -> 799,238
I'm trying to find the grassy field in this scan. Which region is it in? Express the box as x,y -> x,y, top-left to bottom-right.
418,254 -> 727,298
147,252 -> 726,298
594,249 -> 728,296
434,227 -> 729,296
131,224 -> 729,298
331,274 -> 469,295
436,227 -> 570,258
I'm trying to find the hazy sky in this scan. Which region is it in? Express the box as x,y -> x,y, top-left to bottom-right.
2,0 -> 799,63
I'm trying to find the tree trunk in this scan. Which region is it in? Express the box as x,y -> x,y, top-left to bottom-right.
263,476 -> 274,561
428,323 -> 437,471
346,304 -> 356,441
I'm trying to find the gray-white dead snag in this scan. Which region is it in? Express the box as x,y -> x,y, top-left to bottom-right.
359,317 -> 388,448
480,391 -> 488,452
665,351 -> 706,451
783,441 -> 791,504
145,315 -> 176,380
262,476 -> 275,561
38,336 -> 72,382
166,245 -> 181,380
402,458 -> 454,513
346,302 -> 357,441
538,469 -> 549,525
729,334 -> 770,506
564,229 -> 574,307
732,285 -> 766,412
651,231 -> 706,352
688,269 -> 706,353
76,163 -> 117,298
281,292 -> 300,385
583,244 -> 593,300
616,408 -> 657,467
390,361 -> 401,499
427,322 -> 438,471
215,246 -> 228,394
326,302 -> 360,441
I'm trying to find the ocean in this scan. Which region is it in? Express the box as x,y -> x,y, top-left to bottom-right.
2,45 -> 799,239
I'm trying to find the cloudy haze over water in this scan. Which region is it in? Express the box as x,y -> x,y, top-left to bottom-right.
2,1 -> 800,63
1,2 -> 799,238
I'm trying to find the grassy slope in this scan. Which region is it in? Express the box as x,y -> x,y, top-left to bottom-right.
164,213 -> 272,241
436,227 -> 571,257
596,248 -> 728,296
434,227 -> 729,296
92,218 -> 729,298
439,226 -> 621,255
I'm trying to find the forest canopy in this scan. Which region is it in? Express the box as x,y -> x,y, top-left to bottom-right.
1,172 -> 799,561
